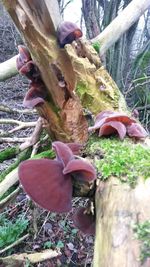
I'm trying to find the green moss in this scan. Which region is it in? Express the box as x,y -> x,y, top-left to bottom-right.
76,82 -> 88,97
92,42 -> 101,53
134,220 -> 150,263
87,136 -> 150,187
0,214 -> 29,249
32,149 -> 55,159
0,146 -> 19,163
0,148 -> 32,183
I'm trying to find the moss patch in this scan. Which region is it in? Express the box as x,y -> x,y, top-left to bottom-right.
134,220 -> 150,263
87,136 -> 150,187
92,42 -> 101,53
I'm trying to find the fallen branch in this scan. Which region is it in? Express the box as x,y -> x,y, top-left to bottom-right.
0,168 -> 19,197
0,146 -> 19,163
0,104 -> 36,114
0,234 -> 29,255
0,249 -> 61,265
0,119 -> 37,133
0,137 -> 29,143
0,55 -> 18,82
91,0 -> 150,56
19,117 -> 43,150
0,187 -> 21,211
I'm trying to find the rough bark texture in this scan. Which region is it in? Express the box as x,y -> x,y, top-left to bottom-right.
2,0 -> 126,144
93,177 -> 150,267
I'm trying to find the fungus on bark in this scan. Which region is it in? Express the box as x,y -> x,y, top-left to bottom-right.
16,45 -> 48,109
16,45 -> 31,71
99,121 -> 126,140
73,207 -> 95,235
23,81 -> 46,108
89,110 -> 148,140
127,123 -> 148,139
19,141 -> 96,213
57,21 -> 83,47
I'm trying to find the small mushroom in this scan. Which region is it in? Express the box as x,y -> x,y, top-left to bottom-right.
88,110 -> 148,141
18,61 -> 41,81
16,45 -> 31,71
19,159 -> 72,213
73,207 -> 95,235
89,111 -> 136,133
52,141 -> 74,167
66,143 -> 83,155
127,123 -> 148,139
57,21 -> 82,47
63,159 -> 96,182
23,81 -> 46,108
99,121 -> 127,140
18,141 -> 97,213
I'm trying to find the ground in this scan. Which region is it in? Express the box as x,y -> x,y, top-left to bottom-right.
0,5 -> 94,266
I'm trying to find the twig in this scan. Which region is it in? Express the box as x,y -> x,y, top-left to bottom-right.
0,137 -> 29,143
0,234 -> 29,255
31,141 -> 40,157
0,168 -> 19,197
19,117 -> 43,150
0,104 -> 37,114
0,187 -> 21,211
0,119 -> 37,133
0,249 -> 61,264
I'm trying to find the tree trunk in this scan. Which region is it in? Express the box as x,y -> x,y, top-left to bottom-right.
93,177 -> 150,267
1,0 -> 126,144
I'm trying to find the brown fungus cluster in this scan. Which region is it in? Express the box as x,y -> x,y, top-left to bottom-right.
88,110 -> 148,140
16,45 -> 47,108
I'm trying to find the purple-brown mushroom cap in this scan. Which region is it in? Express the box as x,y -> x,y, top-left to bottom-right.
73,207 -> 95,235
63,159 -> 96,182
16,45 -> 31,71
19,159 -> 73,213
127,123 -> 148,139
57,21 -> 82,47
88,111 -> 136,133
99,121 -> 127,140
23,82 -> 46,108
52,141 -> 74,167
66,143 -> 83,155
19,61 -> 40,81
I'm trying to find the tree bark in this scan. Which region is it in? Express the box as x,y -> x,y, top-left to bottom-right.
93,177 -> 150,267
2,0 -> 126,144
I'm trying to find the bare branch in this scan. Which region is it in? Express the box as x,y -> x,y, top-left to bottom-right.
0,187 -> 21,211
0,137 -> 29,143
91,0 -> 150,55
0,249 -> 61,265
0,55 -> 18,81
0,119 -> 37,133
0,104 -> 37,115
0,234 -> 30,255
19,117 -> 43,151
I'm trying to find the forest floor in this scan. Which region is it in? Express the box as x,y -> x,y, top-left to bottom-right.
0,7 -> 94,267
